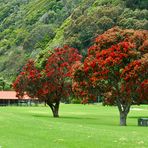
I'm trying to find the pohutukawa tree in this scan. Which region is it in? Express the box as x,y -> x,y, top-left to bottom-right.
71,27 -> 148,126
13,45 -> 82,117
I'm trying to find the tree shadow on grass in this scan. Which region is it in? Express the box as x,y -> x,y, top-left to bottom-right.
32,114 -> 118,126
32,114 -> 96,120
61,116 -> 119,126
129,116 -> 148,119
61,116 -> 97,120
32,114 -> 52,118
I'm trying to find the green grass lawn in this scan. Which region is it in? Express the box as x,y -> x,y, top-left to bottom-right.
0,104 -> 148,148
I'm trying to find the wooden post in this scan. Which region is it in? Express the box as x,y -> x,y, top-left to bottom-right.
8,99 -> 10,106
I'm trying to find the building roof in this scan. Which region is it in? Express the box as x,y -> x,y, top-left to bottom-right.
0,91 -> 30,100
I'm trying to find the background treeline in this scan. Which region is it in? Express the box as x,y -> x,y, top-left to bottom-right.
0,0 -> 147,88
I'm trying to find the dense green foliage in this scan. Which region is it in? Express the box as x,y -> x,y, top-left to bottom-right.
0,0 -> 147,83
0,0 -> 83,82
0,104 -> 148,148
0,77 -> 11,90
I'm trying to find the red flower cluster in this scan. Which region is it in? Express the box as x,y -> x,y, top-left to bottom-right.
121,60 -> 142,81
13,45 -> 82,104
13,59 -> 42,98
138,80 -> 148,101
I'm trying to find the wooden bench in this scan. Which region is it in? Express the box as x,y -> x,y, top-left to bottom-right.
138,118 -> 148,126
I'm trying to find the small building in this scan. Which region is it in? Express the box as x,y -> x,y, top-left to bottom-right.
0,91 -> 31,106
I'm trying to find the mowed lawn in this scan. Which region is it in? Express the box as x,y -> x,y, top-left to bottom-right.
0,104 -> 148,148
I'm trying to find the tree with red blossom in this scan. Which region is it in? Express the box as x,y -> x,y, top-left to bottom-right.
13,46 -> 82,117
72,27 -> 148,125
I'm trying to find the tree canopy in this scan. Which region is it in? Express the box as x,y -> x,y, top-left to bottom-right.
72,27 -> 148,125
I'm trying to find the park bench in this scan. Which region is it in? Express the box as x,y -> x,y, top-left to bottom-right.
138,118 -> 148,126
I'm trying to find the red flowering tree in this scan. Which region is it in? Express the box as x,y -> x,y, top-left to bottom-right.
72,27 -> 148,125
13,46 -> 82,117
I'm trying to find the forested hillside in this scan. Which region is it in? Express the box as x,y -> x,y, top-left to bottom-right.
0,0 -> 148,89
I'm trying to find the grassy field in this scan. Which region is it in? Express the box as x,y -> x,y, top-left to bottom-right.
0,104 -> 148,148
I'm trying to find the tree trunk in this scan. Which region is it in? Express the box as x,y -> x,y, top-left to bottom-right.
117,101 -> 131,126
119,111 -> 128,126
47,101 -> 60,118
52,102 -> 59,118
